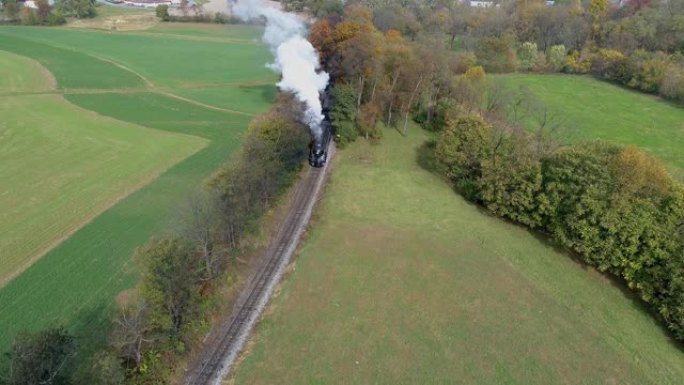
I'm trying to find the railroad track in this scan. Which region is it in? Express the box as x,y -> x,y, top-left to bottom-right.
184,145 -> 333,385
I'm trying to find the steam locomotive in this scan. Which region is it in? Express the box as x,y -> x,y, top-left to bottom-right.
308,121 -> 332,167
308,89 -> 333,168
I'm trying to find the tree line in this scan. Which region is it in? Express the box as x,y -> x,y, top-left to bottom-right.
155,2 -> 241,24
305,0 -> 684,344
1,0 -> 96,25
0,95 -> 309,384
432,111 -> 684,342
304,0 -> 683,135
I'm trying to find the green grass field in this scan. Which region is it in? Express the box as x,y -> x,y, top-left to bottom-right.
501,74 -> 684,178
233,129 -> 684,385
0,50 -> 206,285
0,26 -> 274,88
0,50 -> 55,92
0,24 -> 275,353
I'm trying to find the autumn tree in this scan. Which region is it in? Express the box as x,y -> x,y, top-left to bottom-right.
380,29 -> 411,126
338,29 -> 383,116
609,145 -> 673,200
34,0 -> 50,24
586,0 -> 609,40
475,34 -> 518,73
358,101 -> 382,138
1,0 -> 19,19
414,37 -> 452,129
309,19 -> 335,63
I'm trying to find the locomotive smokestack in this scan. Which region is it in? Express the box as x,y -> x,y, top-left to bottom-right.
233,0 -> 329,138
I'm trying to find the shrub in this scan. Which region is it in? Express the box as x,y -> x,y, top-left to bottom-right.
660,63 -> 684,102
464,65 -> 486,81
591,49 -> 627,80
548,45 -> 567,72
566,49 -> 592,74
518,42 -> 539,71
46,11 -> 65,25
451,51 -> 477,74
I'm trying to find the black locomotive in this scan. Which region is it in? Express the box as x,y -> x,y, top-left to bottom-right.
308,89 -> 333,168
308,121 -> 332,167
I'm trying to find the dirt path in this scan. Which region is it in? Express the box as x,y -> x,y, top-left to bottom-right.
157,90 -> 255,117
183,144 -> 335,385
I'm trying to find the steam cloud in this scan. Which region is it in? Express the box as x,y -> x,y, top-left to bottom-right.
233,0 -> 329,138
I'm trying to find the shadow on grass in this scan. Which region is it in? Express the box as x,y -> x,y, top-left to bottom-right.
414,136 -> 684,354
71,304 -> 116,377
415,138 -> 442,176
0,303 -> 116,380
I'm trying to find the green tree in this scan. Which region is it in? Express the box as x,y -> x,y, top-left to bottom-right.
434,116 -> 492,199
155,4 -> 169,21
479,134 -> 544,228
518,41 -> 539,71
330,83 -> 359,147
539,142 -> 620,259
4,327 -> 76,385
548,44 -> 567,71
140,237 -> 202,337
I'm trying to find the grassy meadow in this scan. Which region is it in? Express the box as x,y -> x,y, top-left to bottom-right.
0,23 -> 275,352
233,128 -> 684,385
501,74 -> 684,177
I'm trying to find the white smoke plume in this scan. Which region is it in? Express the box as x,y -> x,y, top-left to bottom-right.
233,0 -> 329,138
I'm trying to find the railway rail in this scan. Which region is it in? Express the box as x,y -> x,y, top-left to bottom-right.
184,144 -> 333,385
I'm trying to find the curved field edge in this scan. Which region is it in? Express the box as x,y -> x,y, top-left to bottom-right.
233,129 -> 684,385
0,30 -> 144,89
0,91 -> 254,353
0,24 -> 274,355
0,26 -> 273,89
0,49 -> 56,92
0,50 -> 207,285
